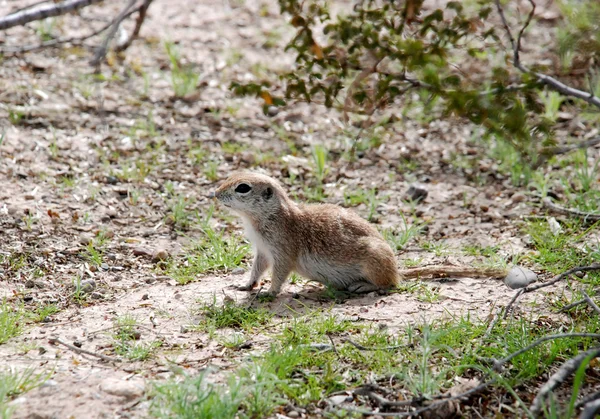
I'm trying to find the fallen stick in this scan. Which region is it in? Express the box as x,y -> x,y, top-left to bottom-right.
0,6 -> 140,54
0,0 -> 105,31
581,290 -> 600,316
49,337 -> 121,363
542,198 -> 600,222
530,347 -> 600,416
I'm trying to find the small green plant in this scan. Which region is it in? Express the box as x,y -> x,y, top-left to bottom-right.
164,41 -> 199,98
0,367 -> 51,418
195,299 -> 273,332
71,276 -> 88,304
166,194 -> 196,230
167,208 -> 249,284
311,144 -> 329,184
35,17 -> 56,41
82,242 -> 103,266
203,161 -> 220,182
128,188 -> 141,206
8,109 -> 24,125
0,301 -> 23,345
381,215 -> 425,250
150,369 -> 245,419
540,90 -> 565,122
420,240 -> 449,257
112,315 -> 161,361
29,304 -> 59,323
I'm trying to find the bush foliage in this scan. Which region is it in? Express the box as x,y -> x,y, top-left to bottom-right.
233,0 -> 600,167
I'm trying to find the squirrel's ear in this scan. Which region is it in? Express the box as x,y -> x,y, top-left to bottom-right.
262,187 -> 273,200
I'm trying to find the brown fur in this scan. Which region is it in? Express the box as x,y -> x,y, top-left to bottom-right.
214,172 -> 399,296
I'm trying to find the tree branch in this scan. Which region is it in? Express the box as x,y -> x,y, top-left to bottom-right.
114,0 -> 153,52
0,6 -> 140,54
542,198 -> 600,222
0,0 -> 105,31
89,0 -> 137,67
494,0 -> 600,109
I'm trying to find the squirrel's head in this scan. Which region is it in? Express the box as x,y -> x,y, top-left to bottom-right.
214,172 -> 289,218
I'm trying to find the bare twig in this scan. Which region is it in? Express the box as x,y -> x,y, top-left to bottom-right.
90,0 -> 137,67
502,288 -> 524,319
542,198 -> 600,222
559,298 -> 586,312
336,380 -> 493,417
541,136 -> 600,157
580,399 -> 600,419
114,0 -> 153,52
497,333 -> 600,368
503,264 -> 600,316
530,347 -> 600,416
494,0 -> 600,109
577,390 -> 600,409
483,308 -> 501,339
327,334 -> 341,360
0,0 -> 105,31
0,6 -> 140,54
581,290 -> 600,316
344,339 -> 403,351
49,337 -> 121,363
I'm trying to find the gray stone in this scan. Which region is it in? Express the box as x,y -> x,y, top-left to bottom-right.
404,184 -> 428,202
504,266 -> 537,289
100,378 -> 144,399
79,279 -> 96,293
232,267 -> 245,275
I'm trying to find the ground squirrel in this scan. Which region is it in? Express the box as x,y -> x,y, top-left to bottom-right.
214,172 -> 507,297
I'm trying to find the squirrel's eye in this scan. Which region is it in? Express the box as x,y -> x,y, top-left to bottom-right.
235,183 -> 252,194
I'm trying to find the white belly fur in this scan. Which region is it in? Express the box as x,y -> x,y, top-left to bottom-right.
241,217 -> 274,264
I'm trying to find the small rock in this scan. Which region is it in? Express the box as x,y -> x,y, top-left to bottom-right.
328,395 -> 350,405
503,266 -> 537,289
145,277 -> 157,284
106,253 -> 117,261
133,247 -> 153,257
404,184 -> 428,202
574,271 -> 586,279
232,267 -> 245,275
240,151 -> 256,165
79,279 -> 96,293
100,378 -> 144,399
511,192 -> 526,203
152,248 -> 169,262
91,292 -> 104,300
80,234 -> 94,246
106,176 -> 118,185
25,279 -> 36,289
100,263 -> 109,271
547,217 -> 563,236
287,411 -> 300,418
41,379 -> 58,388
